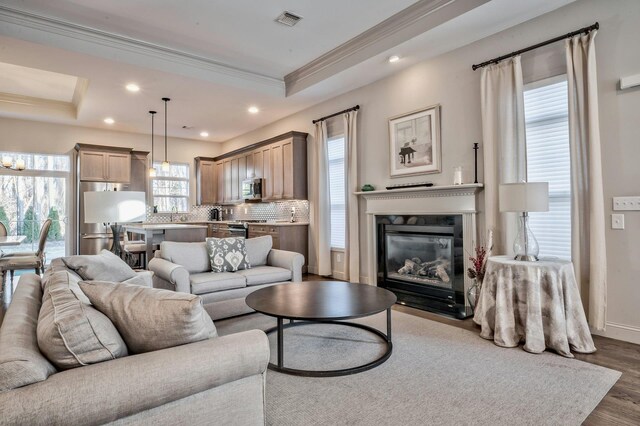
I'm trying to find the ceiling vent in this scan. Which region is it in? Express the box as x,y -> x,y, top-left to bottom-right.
275,11 -> 302,27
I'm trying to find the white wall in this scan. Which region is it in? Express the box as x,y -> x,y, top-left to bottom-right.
0,117 -> 223,207
222,0 -> 640,343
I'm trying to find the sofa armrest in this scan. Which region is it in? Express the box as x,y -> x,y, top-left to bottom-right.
268,249 -> 305,282
148,257 -> 191,293
0,330 -> 269,426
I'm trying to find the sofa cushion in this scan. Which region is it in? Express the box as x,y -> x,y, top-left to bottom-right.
206,237 -> 251,272
236,266 -> 292,286
190,272 -> 246,295
0,276 -> 57,392
160,241 -> 210,274
79,281 -> 217,354
37,271 -> 128,370
62,249 -> 137,282
245,235 -> 272,267
42,269 -> 91,305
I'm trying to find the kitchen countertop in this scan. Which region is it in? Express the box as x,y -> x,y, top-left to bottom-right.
124,223 -> 208,230
150,221 -> 310,226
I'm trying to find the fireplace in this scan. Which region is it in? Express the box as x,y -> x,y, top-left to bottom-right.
377,215 -> 468,318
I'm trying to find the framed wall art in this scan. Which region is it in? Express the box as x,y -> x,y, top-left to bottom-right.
388,104 -> 441,178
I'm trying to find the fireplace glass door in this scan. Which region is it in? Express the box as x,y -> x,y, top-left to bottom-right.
384,229 -> 454,290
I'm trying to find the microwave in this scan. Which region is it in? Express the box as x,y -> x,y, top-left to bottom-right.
242,178 -> 263,200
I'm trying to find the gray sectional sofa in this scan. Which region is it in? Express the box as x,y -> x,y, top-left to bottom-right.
149,235 -> 305,320
0,259 -> 270,425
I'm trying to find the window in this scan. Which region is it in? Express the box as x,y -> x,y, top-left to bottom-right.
151,162 -> 190,213
0,152 -> 70,262
327,136 -> 346,249
524,76 -> 571,259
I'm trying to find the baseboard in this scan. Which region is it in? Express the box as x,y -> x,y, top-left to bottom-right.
331,270 -> 347,281
593,322 -> 640,345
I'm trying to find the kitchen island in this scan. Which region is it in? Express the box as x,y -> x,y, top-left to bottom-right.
124,223 -> 208,269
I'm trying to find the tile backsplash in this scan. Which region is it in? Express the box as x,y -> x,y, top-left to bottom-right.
146,200 -> 309,223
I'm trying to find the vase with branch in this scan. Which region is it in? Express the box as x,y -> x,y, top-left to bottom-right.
466,230 -> 493,312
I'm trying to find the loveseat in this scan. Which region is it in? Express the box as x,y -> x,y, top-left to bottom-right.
0,259 -> 270,425
148,235 -> 305,320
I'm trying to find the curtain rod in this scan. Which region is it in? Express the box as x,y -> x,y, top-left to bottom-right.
312,105 -> 359,124
472,22 -> 599,71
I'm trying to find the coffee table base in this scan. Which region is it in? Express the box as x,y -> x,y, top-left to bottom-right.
264,317 -> 393,377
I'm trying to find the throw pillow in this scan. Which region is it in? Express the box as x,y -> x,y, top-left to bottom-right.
245,235 -> 272,267
62,249 -> 137,282
79,281 -> 217,354
205,237 -> 251,272
37,271 -> 128,370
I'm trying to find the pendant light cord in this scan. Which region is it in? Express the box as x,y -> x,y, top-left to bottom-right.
162,97 -> 170,163
149,110 -> 156,164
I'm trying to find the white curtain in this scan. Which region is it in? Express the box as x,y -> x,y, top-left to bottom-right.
566,31 -> 607,330
311,120 -> 332,276
480,56 -> 527,255
343,110 -> 360,282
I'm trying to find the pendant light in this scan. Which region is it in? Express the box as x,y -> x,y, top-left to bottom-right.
148,110 -> 157,177
161,97 -> 171,172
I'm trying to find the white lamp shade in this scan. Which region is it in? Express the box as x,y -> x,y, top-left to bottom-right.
84,191 -> 146,223
499,182 -> 549,212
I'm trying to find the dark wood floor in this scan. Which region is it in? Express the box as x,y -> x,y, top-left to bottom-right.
2,273 -> 638,424
304,274 -> 640,425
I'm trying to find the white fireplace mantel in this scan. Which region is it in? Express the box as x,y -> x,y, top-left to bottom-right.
357,183 -> 483,311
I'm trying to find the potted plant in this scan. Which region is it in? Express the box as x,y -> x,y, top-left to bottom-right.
466,230 -> 493,312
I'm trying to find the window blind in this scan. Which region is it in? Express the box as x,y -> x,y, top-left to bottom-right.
524,78 -> 572,260
327,136 -> 346,249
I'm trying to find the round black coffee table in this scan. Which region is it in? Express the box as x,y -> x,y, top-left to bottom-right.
245,281 -> 397,377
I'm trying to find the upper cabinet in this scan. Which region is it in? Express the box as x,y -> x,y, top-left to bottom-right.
195,132 -> 308,205
195,158 -> 217,205
76,145 -> 131,183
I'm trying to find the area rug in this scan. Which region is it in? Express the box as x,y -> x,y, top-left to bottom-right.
216,310 -> 620,426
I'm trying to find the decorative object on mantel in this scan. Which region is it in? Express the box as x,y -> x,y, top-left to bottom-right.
361,184 -> 375,191
1,156 -> 25,171
466,230 -> 493,312
388,104 -> 441,178
453,166 -> 463,185
385,181 -> 433,190
499,182 -> 549,261
473,143 -> 479,183
161,97 -> 171,172
148,110 -> 157,177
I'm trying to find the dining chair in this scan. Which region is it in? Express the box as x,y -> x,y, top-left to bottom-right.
0,219 -> 52,284
0,222 -> 7,237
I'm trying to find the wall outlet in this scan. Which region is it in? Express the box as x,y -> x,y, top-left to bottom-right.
336,253 -> 342,262
244,207 -> 248,214
613,196 -> 640,211
611,213 -> 625,230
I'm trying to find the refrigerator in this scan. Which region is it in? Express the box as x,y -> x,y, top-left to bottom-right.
77,182 -> 128,255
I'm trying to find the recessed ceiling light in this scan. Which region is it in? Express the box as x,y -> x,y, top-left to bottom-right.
388,55 -> 400,63
125,83 -> 140,92
200,131 -> 209,137
248,106 -> 259,114
104,117 -> 115,124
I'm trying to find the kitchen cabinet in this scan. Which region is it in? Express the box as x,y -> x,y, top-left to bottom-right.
195,158 -> 217,205
215,161 -> 224,204
77,147 -> 131,182
196,131 -> 307,205
248,223 -> 308,273
208,223 -> 231,238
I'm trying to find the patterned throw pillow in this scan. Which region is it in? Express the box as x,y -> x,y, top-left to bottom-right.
205,237 -> 251,272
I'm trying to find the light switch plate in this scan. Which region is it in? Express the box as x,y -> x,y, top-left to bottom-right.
613,196 -> 640,211
611,214 -> 625,230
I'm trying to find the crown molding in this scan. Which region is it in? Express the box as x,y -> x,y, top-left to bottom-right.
0,92 -> 76,119
284,0 -> 489,96
0,5 -> 284,93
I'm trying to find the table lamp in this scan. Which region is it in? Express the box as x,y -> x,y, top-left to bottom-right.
84,191 -> 146,257
499,182 -> 549,261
